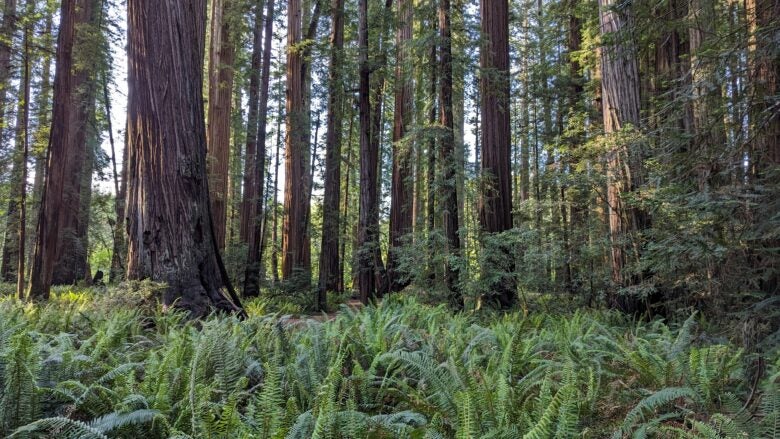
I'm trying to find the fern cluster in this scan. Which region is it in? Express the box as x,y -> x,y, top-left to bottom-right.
0,288 -> 776,438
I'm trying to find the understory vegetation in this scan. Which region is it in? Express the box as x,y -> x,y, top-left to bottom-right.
0,284 -> 777,438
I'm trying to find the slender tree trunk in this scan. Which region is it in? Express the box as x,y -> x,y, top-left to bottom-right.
271,105 -> 282,283
0,0 -> 17,158
599,0 -> 647,310
317,0 -> 345,308
438,0 -> 462,307
566,0 -> 585,292
15,14 -> 29,299
239,1 -> 264,245
28,0 -> 96,299
125,0 -> 244,317
244,0 -> 276,297
207,0 -> 236,250
27,11 -> 53,276
339,106 -> 355,292
479,0 -> 515,308
388,0 -> 414,293
356,0 -> 377,303
1,80 -> 26,282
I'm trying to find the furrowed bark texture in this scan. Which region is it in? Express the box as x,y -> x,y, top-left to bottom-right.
388,0 -> 414,293
28,0 -> 95,299
125,0 -> 243,317
317,0 -> 345,308
478,0 -> 515,308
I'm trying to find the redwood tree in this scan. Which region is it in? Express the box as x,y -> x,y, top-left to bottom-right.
317,0 -> 345,309
244,0 -> 276,297
478,0 -> 515,308
282,0 -> 312,285
356,0 -> 378,303
598,0 -> 647,309
207,0 -> 236,250
125,0 -> 244,317
388,0 -> 414,293
439,0 -> 462,306
28,0 -> 96,299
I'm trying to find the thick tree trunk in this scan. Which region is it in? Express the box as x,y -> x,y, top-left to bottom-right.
599,0 -> 647,309
244,0 -> 276,298
125,0 -> 244,317
207,0 -> 236,250
478,0 -> 515,308
28,0 -> 96,299
388,0 -> 414,293
282,0 -> 313,287
747,0 -> 779,172
438,0 -> 462,307
317,0 -> 345,308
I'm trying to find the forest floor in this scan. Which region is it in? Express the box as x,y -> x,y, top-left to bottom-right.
0,283 -> 777,438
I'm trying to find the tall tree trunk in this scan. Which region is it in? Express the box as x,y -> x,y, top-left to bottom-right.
27,10 -> 53,275
244,0 -> 276,297
438,0 -> 462,307
239,1 -> 264,245
356,0 -> 378,303
426,16 -> 437,280
282,0 -> 315,287
479,0 -> 515,308
271,104 -> 282,283
125,0 -> 244,317
28,0 -> 96,299
387,0 -> 414,293
0,0 -> 17,159
207,0 -> 236,251
746,0 -> 779,295
599,0 -> 647,310
339,107 -> 355,292
1,76 -> 26,282
15,9 -> 29,298
317,0 -> 345,308
566,0 -> 585,292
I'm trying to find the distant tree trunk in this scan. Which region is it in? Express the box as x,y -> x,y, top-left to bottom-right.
0,0 -> 17,156
746,0 -> 779,295
125,0 -> 244,317
388,0 -> 414,293
566,0 -> 585,292
244,0 -> 276,298
239,1 -> 264,245
1,82 -> 26,283
271,107 -> 282,283
356,0 -> 378,303
339,107 -> 355,292
438,0 -> 462,307
27,11 -> 53,274
14,11 -> 30,298
747,0 -> 779,173
207,0 -> 236,251
108,83 -> 126,283
317,0 -> 345,309
688,0 -> 725,190
282,0 -> 313,286
28,0 -> 96,300
598,0 -> 647,309
367,0 -> 393,299
479,0 -> 515,308
427,15 -> 437,232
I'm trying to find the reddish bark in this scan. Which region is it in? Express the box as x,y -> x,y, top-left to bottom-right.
125,0 -> 244,317
316,0 -> 346,309
388,0 -> 414,293
28,0 -> 96,299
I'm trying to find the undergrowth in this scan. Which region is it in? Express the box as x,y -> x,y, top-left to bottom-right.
0,285 -> 776,438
